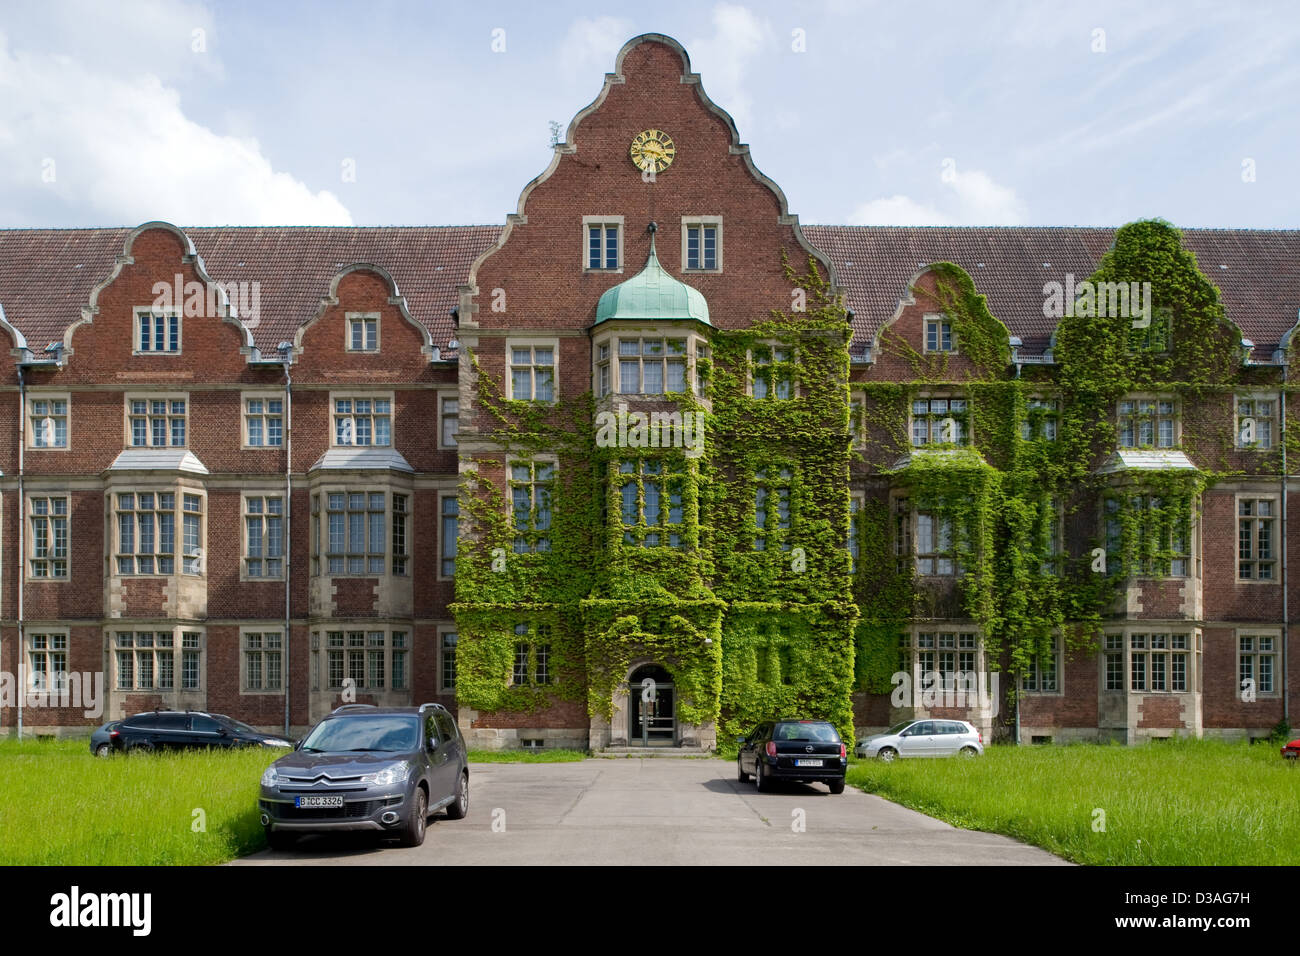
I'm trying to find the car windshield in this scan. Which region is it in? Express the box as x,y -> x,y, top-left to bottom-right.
300,716 -> 420,753
774,722 -> 840,742
214,715 -> 260,735
886,721 -> 915,735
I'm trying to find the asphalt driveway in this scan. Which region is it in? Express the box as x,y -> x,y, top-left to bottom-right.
235,757 -> 1068,866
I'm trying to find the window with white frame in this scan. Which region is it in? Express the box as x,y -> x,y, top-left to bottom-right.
509,344 -> 555,401
1128,632 -> 1192,692
28,395 -> 68,448
915,510 -> 957,575
441,630 -> 458,692
314,491 -> 391,575
924,316 -> 954,353
511,623 -> 553,686
1103,633 -> 1125,691
321,629 -> 407,691
618,336 -> 689,394
1021,397 -> 1059,441
28,632 -> 68,691
244,396 -> 284,447
440,396 -> 459,447
244,495 -> 285,578
510,460 -> 554,553
114,630 -> 202,690
618,458 -> 685,549
596,343 -> 612,397
333,396 -> 392,446
753,466 -> 792,552
1236,397 -> 1276,449
127,396 -> 187,447
1239,633 -> 1277,697
135,309 -> 180,353
182,494 -> 202,574
29,495 -> 69,579
115,491 -> 176,574
347,314 -> 379,352
1118,398 -> 1177,448
243,631 -> 283,691
751,343 -> 796,399
441,494 -> 458,577
1238,497 -> 1276,580
1021,635 -> 1061,692
911,396 -> 967,446
585,221 -> 621,270
682,219 -> 721,271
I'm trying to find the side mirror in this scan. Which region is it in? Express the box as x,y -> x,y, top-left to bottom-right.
899,729 -> 912,737
427,736 -> 439,752
735,735 -> 747,744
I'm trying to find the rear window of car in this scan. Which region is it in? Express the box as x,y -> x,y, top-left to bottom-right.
123,714 -> 159,729
773,722 -> 840,743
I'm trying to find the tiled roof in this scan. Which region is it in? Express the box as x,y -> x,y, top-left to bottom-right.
309,447 -> 414,473
1,225 -> 1297,359
108,449 -> 210,474
1095,449 -> 1198,475
802,226 -> 1300,356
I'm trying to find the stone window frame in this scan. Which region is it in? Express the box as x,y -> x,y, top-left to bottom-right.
240,626 -> 285,694
508,456 -> 557,554
1235,492 -> 1278,583
329,390 -> 394,448
1117,392 -> 1180,450
27,391 -> 70,450
111,626 -> 205,693
26,629 -> 69,692
315,627 -> 410,693
439,625 -> 459,693
923,314 -> 956,354
1235,392 -> 1278,450
241,491 -> 287,582
123,392 -> 189,449
1020,394 -> 1061,442
506,338 -> 558,403
311,486 -> 408,577
592,326 -> 709,398
848,393 -> 866,449
1020,633 -> 1063,695
1102,489 -> 1194,580
509,621 -> 554,687
132,306 -> 182,355
910,392 -> 970,447
680,216 -> 723,272
438,492 -> 458,581
27,492 -> 71,581
345,312 -> 381,353
847,491 -> 864,575
111,485 -> 206,578
747,340 -> 799,400
437,390 -> 460,449
582,215 -> 624,272
241,390 -> 285,449
900,628 -> 985,699
1237,629 -> 1280,699
1100,627 -> 1201,695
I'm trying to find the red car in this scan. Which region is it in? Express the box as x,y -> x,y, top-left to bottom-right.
1281,739 -> 1300,761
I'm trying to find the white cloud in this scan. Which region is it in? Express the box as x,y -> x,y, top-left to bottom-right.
560,16 -> 637,78
850,166 -> 1026,225
688,3 -> 773,133
0,28 -> 351,225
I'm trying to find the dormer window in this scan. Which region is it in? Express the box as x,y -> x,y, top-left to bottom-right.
348,314 -> 379,352
136,309 -> 180,354
924,316 -> 954,353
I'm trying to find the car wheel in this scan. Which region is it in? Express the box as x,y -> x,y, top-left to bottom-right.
94,742 -> 111,758
737,757 -> 750,783
400,787 -> 428,847
877,747 -> 897,762
828,779 -> 846,795
264,826 -> 295,851
129,740 -> 155,755
959,746 -> 978,758
446,771 -> 470,820
754,759 -> 769,793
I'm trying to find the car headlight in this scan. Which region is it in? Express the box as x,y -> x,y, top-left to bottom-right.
261,766 -> 281,787
362,764 -> 410,787
261,738 -> 292,748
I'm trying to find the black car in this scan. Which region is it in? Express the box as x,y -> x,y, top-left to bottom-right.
258,703 -> 469,850
89,720 -> 122,757
736,719 -> 848,794
109,710 -> 293,753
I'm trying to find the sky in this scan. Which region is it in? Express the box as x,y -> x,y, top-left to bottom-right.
0,0 -> 1296,229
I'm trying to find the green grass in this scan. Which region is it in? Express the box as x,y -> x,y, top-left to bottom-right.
467,748 -> 588,763
0,737 -> 279,865
846,737 -> 1300,865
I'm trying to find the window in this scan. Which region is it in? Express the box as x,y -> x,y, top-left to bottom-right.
322,630 -> 407,691
440,396 -> 459,447
585,221 -> 621,270
915,511 -> 956,575
1021,398 -> 1059,441
115,492 -> 176,574
1039,497 -> 1062,576
29,495 -> 69,579
135,309 -> 180,353
682,219 -> 721,271
182,494 -> 202,574
28,633 -> 68,692
619,459 -> 686,548
1103,633 -> 1124,691
317,491 -> 388,575
1238,498 -> 1275,580
511,623 -> 553,686
128,397 -> 186,447
753,466 -> 792,551
510,461 -> 554,553
906,632 -> 980,694
1128,308 -> 1170,353
114,630 -> 202,690
847,495 -> 862,574
924,317 -> 954,353
244,496 -> 284,578
1237,397 -> 1275,449
848,397 -> 864,448
392,494 -> 409,575
347,314 -> 378,352
441,631 -> 458,692
1022,635 -> 1060,692
441,495 -> 458,577
333,396 -> 392,446
618,337 -> 688,395
911,396 -> 967,446
1239,634 -> 1277,696
244,396 -> 284,447
243,632 -> 283,691
29,396 -> 68,448
1129,633 -> 1190,692
751,343 -> 795,399
509,345 -> 555,401
1106,494 -> 1191,578
596,343 -> 612,397
1118,398 -> 1177,449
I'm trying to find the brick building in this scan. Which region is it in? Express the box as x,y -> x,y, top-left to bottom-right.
0,34 -> 1296,746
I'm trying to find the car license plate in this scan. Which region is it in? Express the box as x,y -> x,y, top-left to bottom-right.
794,759 -> 823,767
295,794 -> 344,809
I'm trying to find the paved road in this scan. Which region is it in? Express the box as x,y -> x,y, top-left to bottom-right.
235,758 -> 1069,866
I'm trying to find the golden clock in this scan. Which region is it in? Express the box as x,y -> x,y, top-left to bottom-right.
630,129 -> 676,174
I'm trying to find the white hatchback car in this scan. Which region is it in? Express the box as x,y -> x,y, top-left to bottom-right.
855,719 -> 983,760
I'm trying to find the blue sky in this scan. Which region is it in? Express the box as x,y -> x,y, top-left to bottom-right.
1,0 -> 1296,228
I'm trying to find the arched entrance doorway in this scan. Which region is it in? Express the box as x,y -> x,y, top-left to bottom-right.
628,663 -> 675,746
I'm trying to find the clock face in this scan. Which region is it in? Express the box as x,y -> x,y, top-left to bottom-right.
630,129 -> 676,174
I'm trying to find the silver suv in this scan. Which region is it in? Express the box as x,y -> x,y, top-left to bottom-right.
259,703 -> 468,849
855,719 -> 984,760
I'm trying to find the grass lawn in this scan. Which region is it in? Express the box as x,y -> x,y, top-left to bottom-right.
0,737 -> 279,865
847,737 -> 1300,865
467,748 -> 588,763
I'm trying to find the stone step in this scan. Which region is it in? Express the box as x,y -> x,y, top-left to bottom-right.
597,747 -> 712,758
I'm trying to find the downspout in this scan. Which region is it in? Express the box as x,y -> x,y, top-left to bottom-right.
15,364 -> 24,739
1282,364 -> 1289,727
281,345 -> 293,738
